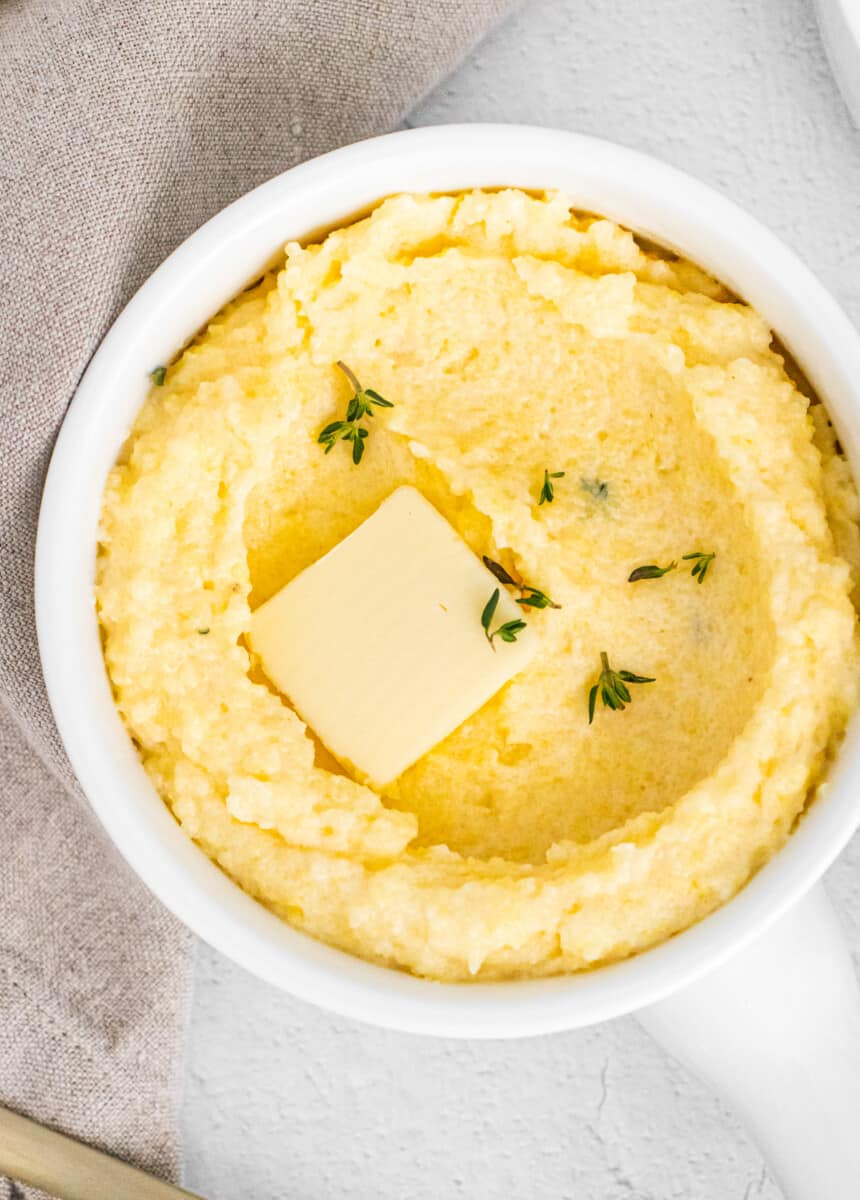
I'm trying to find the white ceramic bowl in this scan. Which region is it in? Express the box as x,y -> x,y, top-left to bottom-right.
815,0 -> 860,128
35,124 -> 860,1041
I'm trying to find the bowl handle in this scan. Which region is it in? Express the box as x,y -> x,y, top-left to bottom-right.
638,883 -> 860,1199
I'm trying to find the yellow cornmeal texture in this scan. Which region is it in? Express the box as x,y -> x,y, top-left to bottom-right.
97,190 -> 860,980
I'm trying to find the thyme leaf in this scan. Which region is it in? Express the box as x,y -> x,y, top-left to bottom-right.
481,588 -> 528,650
482,556 -> 518,588
482,556 -> 560,610
150,365 -> 167,386
516,587 -> 559,610
628,561 -> 678,583
682,551 -> 716,583
317,361 -> 393,464
538,468 -> 565,506
481,588 -> 500,632
628,551 -> 716,584
588,651 -> 654,723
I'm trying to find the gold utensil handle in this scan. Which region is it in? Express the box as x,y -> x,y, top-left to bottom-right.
0,1105 -> 203,1200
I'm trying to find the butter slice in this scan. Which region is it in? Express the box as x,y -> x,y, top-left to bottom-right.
249,486 -> 537,788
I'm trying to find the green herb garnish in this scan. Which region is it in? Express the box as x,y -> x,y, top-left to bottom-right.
481,588 -> 528,650
517,587 -> 558,610
538,469 -> 565,506
588,651 -> 654,723
628,561 -> 678,583
150,365 -> 167,386
580,477 -> 609,501
683,551 -> 715,583
483,557 -> 518,588
628,551 -> 716,584
197,627 -> 210,635
317,361 -> 393,465
482,556 -> 560,610
317,421 -> 368,463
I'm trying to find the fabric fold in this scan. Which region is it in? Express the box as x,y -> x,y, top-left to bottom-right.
0,0 -> 516,1191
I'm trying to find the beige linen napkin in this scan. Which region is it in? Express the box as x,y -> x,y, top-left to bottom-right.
0,1 -> 515,1193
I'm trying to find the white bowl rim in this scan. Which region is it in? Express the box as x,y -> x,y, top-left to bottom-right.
35,123 -> 860,1038
814,0 -> 860,128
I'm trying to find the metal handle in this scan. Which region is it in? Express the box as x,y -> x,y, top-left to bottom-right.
0,1105 -> 203,1200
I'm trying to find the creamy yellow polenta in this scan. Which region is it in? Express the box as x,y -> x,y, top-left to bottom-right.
96,190 -> 860,980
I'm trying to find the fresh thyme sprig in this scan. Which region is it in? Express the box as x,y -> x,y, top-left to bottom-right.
628,551 -> 716,584
628,560 -> 677,583
150,365 -> 167,386
481,588 -> 528,650
682,551 -> 715,583
538,469 -> 565,505
317,360 -> 393,465
482,555 -> 561,610
517,587 -> 558,610
588,651 -> 654,723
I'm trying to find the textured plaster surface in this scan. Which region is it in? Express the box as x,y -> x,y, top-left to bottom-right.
181,1 -> 860,1195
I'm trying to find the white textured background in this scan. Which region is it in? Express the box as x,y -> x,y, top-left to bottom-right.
181,1 -> 860,1196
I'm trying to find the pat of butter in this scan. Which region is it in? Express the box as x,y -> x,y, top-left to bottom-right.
249,486 -> 537,788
